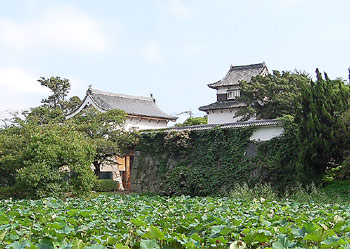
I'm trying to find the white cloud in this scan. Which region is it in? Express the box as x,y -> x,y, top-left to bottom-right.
0,67 -> 87,111
0,67 -> 49,110
0,5 -> 110,53
0,67 -> 46,94
141,41 -> 162,64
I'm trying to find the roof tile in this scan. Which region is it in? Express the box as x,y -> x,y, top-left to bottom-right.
208,62 -> 268,89
89,89 -> 176,120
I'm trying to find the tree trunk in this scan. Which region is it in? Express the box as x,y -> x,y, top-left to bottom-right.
93,161 -> 101,178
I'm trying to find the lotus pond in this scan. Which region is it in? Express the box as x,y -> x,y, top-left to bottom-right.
0,194 -> 350,248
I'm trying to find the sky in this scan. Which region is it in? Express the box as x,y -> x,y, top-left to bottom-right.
0,0 -> 350,122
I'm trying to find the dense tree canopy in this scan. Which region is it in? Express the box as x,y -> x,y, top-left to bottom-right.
295,69 -> 350,182
236,71 -> 310,120
175,116 -> 208,127
70,108 -> 138,176
0,76 -> 139,197
38,76 -> 81,114
0,120 -> 96,197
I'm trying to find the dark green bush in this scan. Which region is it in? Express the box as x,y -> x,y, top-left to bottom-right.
0,186 -> 27,199
321,180 -> 350,201
1,122 -> 96,198
93,180 -> 117,192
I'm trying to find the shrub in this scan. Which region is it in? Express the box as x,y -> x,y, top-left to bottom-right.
0,186 -> 27,199
229,182 -> 350,204
285,182 -> 328,203
230,183 -> 278,201
93,179 -> 117,192
1,122 -> 96,198
16,163 -> 68,198
321,180 -> 350,201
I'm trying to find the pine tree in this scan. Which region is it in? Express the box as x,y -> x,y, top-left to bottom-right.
38,76 -> 81,114
295,69 -> 350,182
237,70 -> 310,120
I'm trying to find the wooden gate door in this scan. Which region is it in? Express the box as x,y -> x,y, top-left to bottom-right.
118,153 -> 134,191
121,156 -> 130,191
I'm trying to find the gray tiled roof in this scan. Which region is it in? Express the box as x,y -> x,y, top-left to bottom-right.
208,63 -> 268,89
144,119 -> 281,133
199,100 -> 245,112
89,89 -> 176,120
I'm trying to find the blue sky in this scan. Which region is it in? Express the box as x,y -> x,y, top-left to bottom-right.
0,0 -> 350,121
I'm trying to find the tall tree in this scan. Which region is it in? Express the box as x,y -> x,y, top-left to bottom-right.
295,69 -> 350,182
70,108 -> 138,177
23,106 -> 65,125
38,76 -> 81,114
65,96 -> 82,114
0,119 -> 96,197
236,71 -> 310,121
39,76 -> 71,110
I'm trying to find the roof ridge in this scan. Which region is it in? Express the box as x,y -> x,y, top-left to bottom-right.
142,119 -> 281,133
229,62 -> 265,71
207,62 -> 268,89
90,89 -> 154,101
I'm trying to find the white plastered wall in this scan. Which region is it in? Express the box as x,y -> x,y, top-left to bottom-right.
216,86 -> 240,94
125,117 -> 168,130
249,126 -> 284,141
207,109 -> 240,124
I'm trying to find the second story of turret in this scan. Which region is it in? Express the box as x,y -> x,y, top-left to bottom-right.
208,62 -> 268,102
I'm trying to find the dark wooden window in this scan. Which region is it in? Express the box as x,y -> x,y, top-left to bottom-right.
217,93 -> 227,101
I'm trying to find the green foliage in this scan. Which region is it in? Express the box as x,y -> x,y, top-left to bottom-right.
93,180 -> 117,192
175,116 -> 208,127
253,115 -> 300,190
0,76 -> 138,197
295,69 -> 350,182
0,186 -> 26,199
229,181 -> 350,204
322,180 -> 350,200
39,76 -> 82,113
1,194 -> 350,248
71,108 -> 139,177
66,95 -> 82,114
138,127 -> 259,196
285,182 -> 329,203
0,125 -> 26,187
230,183 -> 278,201
137,117 -> 301,196
237,70 -> 310,120
23,106 -> 65,125
163,130 -> 190,155
0,121 -> 96,198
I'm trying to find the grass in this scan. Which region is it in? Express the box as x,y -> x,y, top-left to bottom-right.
229,181 -> 350,204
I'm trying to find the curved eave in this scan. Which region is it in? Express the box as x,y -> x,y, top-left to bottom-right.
65,93 -> 105,119
128,114 -> 177,122
199,102 -> 245,113
207,81 -> 221,89
66,93 -> 177,122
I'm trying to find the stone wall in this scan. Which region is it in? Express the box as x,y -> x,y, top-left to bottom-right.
129,123 -> 297,195
130,151 -> 158,192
